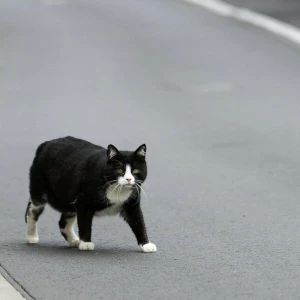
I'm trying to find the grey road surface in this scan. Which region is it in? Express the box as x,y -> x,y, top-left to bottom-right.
1,0 -> 300,299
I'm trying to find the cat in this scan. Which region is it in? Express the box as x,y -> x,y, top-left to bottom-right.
25,136 -> 157,252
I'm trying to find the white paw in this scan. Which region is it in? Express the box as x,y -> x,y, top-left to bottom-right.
26,235 -> 39,244
79,242 -> 95,251
68,239 -> 81,247
140,242 -> 157,253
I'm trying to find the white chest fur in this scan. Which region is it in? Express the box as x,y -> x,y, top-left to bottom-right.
95,184 -> 133,217
105,183 -> 133,204
95,205 -> 122,217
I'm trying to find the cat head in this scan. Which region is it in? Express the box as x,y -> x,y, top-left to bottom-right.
105,144 -> 147,188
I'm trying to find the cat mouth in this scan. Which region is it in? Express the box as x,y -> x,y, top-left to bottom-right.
123,184 -> 133,188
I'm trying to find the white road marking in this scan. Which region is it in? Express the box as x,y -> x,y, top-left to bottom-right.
0,274 -> 25,300
184,0 -> 300,45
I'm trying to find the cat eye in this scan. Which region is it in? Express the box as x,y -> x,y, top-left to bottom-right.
117,169 -> 124,175
132,169 -> 139,174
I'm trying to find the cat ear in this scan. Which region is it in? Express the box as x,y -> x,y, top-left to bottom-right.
107,144 -> 119,160
135,144 -> 146,157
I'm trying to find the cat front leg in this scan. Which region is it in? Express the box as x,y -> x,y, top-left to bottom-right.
121,203 -> 157,253
77,206 -> 95,251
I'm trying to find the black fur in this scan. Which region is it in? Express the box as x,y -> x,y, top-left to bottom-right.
26,136 -> 151,247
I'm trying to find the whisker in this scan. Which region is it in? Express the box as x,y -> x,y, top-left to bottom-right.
135,182 -> 149,203
104,180 -> 117,186
134,184 -> 140,200
136,180 -> 153,199
100,180 -> 118,190
136,180 -> 151,194
132,185 -> 140,206
110,183 -> 120,194
117,184 -> 123,203
136,180 -> 148,187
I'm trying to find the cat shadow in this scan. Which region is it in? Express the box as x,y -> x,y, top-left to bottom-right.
10,241 -> 143,260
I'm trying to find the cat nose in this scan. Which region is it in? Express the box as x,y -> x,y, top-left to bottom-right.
126,178 -> 131,182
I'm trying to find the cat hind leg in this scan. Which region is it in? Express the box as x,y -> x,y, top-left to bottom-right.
25,196 -> 46,244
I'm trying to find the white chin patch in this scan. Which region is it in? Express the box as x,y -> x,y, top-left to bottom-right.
79,242 -> 95,251
140,242 -> 157,253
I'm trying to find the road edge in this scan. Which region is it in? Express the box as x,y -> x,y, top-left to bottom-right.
0,264 -> 34,300
184,0 -> 300,45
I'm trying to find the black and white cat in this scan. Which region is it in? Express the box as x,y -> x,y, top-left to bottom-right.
25,136 -> 157,252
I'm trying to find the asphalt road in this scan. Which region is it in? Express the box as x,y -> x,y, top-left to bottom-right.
1,0 -> 300,299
